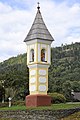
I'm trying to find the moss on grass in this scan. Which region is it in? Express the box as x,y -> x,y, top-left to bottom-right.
0,102 -> 80,111
61,111 -> 80,120
0,118 -> 16,120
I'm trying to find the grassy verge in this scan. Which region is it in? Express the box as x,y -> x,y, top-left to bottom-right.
0,102 -> 80,111
61,111 -> 80,120
0,118 -> 16,120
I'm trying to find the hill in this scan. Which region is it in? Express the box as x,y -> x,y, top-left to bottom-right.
0,42 -> 80,101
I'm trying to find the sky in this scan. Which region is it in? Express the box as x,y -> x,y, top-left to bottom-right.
0,0 -> 80,62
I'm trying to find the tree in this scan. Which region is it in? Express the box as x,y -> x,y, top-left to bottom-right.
5,87 -> 16,101
62,81 -> 72,101
71,81 -> 80,92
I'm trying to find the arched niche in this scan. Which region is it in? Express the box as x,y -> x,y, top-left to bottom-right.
30,49 -> 34,62
41,49 -> 47,62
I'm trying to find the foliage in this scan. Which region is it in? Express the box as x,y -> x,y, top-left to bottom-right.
49,92 -> 66,103
62,81 -> 72,101
0,102 -> 8,108
48,42 -> 80,101
5,88 -> 16,101
0,118 -> 16,120
0,54 -> 29,101
12,101 -> 25,106
0,42 -> 80,101
62,111 -> 80,120
0,101 -> 25,108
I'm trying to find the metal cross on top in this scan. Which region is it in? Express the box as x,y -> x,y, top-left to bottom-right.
37,2 -> 40,10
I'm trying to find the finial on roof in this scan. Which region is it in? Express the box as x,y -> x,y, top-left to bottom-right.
37,2 -> 40,10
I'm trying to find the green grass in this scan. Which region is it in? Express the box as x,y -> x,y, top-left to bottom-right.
61,111 -> 80,120
0,118 -> 16,120
0,105 -> 26,111
0,102 -> 80,111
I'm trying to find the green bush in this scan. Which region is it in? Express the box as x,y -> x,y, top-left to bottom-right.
12,101 -> 25,106
0,102 -> 8,108
0,101 -> 25,108
48,92 -> 66,104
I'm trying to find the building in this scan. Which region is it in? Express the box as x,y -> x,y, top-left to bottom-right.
24,3 -> 54,107
71,90 -> 80,101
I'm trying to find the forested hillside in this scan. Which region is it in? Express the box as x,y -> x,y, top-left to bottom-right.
0,42 -> 80,101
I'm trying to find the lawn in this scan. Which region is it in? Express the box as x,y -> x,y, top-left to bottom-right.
0,102 -> 80,111
0,118 -> 16,120
61,111 -> 80,120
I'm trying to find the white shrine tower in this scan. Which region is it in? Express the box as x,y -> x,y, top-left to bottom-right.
24,3 -> 54,107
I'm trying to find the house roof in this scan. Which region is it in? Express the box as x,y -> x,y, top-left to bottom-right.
24,5 -> 54,42
73,92 -> 80,101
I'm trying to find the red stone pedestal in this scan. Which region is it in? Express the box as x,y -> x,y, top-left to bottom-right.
26,94 -> 51,107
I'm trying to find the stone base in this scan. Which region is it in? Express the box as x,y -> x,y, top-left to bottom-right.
26,94 -> 51,107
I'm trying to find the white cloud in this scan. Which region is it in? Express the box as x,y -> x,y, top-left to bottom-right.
0,0 -> 80,62
42,1 -> 80,46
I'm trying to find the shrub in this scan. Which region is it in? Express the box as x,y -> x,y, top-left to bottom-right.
0,101 -> 25,108
0,102 -> 8,108
48,92 -> 66,104
12,101 -> 25,106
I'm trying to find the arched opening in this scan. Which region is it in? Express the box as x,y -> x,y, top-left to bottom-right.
30,49 -> 34,62
41,49 -> 47,62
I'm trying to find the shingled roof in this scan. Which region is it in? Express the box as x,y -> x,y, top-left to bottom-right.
24,5 -> 54,42
73,92 -> 80,101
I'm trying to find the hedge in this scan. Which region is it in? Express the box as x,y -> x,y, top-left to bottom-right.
0,101 -> 25,108
48,92 -> 66,104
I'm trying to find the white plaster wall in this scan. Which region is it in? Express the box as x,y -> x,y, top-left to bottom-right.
41,44 -> 47,49
48,45 -> 51,63
27,45 -> 30,64
38,44 -> 41,62
34,44 -> 37,62
30,70 -> 36,76
30,44 -> 35,49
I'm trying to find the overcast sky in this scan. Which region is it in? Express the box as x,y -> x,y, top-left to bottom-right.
0,0 -> 80,62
